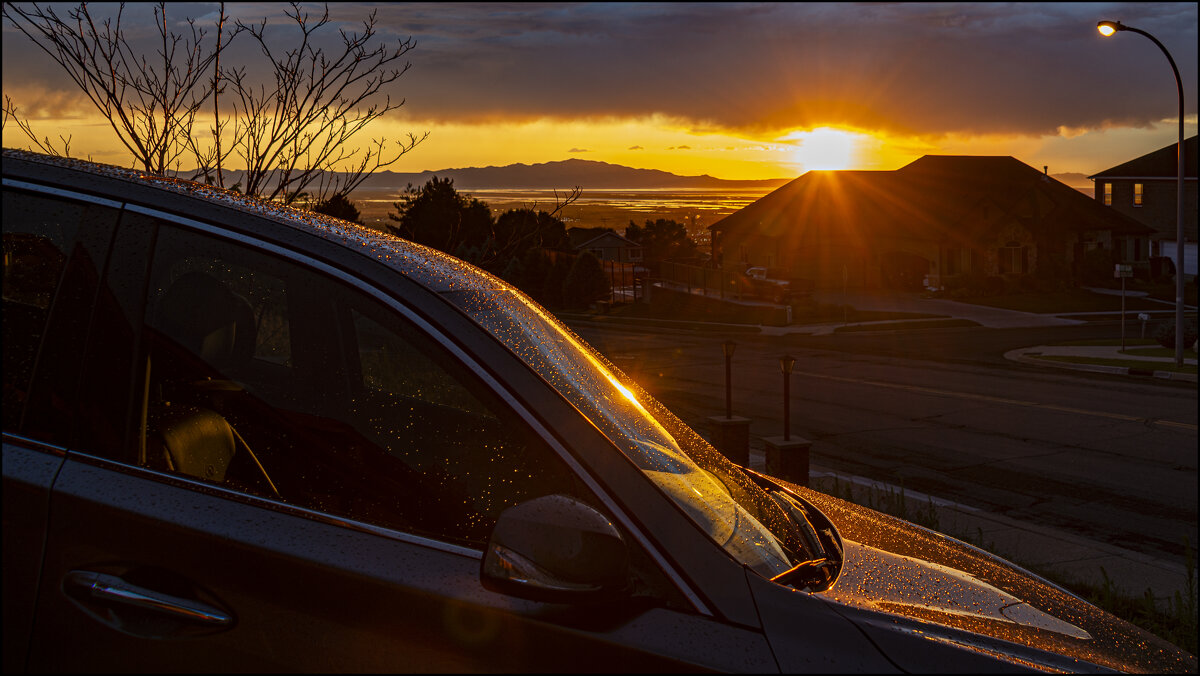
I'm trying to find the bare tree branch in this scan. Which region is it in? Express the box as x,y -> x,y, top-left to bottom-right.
3,2 -> 236,174
228,3 -> 426,204
548,186 -> 583,219
4,2 -> 426,207
3,94 -> 74,157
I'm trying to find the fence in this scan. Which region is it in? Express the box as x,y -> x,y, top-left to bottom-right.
659,260 -> 743,299
543,249 -> 646,304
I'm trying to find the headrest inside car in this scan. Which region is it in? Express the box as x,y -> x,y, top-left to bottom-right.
157,270 -> 257,367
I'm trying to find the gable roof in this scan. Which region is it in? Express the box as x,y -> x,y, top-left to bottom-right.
710,155 -> 1152,246
573,230 -> 640,250
1089,135 -> 1198,179
567,226 -> 640,250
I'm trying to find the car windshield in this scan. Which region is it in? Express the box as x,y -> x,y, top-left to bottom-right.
446,286 -> 817,578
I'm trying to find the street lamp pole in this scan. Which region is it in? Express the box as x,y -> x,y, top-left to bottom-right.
722,340 -> 736,419
1098,20 -> 1186,366
780,355 -> 795,441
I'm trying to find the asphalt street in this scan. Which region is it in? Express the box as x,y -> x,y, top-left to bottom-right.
566,320 -> 1198,575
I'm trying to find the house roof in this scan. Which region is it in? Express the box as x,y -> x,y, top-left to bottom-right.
1089,135 -> 1198,179
710,155 -> 1152,246
568,227 -> 639,250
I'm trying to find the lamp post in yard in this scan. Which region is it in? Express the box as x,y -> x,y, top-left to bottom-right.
707,340 -> 750,466
723,340 -> 736,419
765,354 -> 810,485
780,355 -> 796,441
1098,19 -> 1186,366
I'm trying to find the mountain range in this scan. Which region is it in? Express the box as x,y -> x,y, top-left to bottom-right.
205,158 -> 1094,193
351,158 -> 791,190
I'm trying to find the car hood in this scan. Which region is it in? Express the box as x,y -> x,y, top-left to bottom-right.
769,481 -> 1196,673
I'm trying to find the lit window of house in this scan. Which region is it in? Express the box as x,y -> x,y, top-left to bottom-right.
1133,183 -> 1143,206
1103,183 -> 1112,206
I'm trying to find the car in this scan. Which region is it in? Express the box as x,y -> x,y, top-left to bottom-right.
736,266 -> 808,305
3,148 -> 1195,673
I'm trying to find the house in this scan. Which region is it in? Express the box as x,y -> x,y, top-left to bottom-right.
567,227 -> 643,264
708,155 -> 1154,290
1089,135 -> 1197,279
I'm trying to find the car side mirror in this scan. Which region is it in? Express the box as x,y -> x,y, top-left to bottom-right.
481,494 -> 630,604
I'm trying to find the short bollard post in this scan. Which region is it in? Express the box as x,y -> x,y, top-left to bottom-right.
764,436 -> 812,486
707,415 -> 751,466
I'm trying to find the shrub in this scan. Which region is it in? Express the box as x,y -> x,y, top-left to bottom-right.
1154,320 -> 1199,350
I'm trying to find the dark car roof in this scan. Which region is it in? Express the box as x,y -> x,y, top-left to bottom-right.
2,148 -> 504,294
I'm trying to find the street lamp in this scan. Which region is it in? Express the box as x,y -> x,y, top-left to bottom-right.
780,355 -> 796,440
722,340 -> 737,419
1097,19 -> 1187,365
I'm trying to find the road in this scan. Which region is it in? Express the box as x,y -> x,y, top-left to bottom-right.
566,320 -> 1198,566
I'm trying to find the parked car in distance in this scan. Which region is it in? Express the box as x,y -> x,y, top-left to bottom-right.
735,265 -> 810,304
3,149 -> 1196,672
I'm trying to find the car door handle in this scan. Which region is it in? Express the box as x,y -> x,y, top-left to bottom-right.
64,570 -> 234,628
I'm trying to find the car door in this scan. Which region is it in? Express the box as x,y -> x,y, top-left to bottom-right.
28,204 -> 777,672
2,184 -> 121,672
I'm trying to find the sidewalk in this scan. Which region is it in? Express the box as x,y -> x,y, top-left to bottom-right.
1004,343 -> 1198,383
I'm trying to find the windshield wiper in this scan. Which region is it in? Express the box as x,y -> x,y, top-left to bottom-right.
769,491 -> 826,558
770,557 -> 838,591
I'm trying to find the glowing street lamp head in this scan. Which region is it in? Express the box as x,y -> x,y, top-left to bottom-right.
1097,20 -> 1121,37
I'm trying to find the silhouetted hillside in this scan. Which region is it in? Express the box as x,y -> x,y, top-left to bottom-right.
193,159 -> 786,191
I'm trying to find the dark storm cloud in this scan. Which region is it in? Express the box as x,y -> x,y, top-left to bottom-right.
382,1 -> 1198,137
4,2 -> 1196,138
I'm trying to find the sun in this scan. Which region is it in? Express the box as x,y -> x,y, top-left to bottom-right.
781,127 -> 859,172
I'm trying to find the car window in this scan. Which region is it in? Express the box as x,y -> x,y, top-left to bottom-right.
137,224 -> 582,546
2,189 -> 118,438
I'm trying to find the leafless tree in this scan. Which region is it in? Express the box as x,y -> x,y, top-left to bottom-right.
226,3 -> 427,204
3,94 -> 74,157
548,186 -> 583,219
4,2 -> 426,205
3,2 -> 236,175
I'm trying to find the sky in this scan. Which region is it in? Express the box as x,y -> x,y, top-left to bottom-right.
2,2 -> 1197,182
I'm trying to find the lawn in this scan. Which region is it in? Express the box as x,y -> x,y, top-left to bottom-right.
1090,279 -> 1199,307
953,288 -> 1178,313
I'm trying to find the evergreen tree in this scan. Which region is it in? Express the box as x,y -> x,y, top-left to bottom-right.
563,251 -> 610,309
312,193 -> 363,224
625,218 -> 698,270
541,255 -> 572,309
518,248 -> 553,301
386,177 -> 493,254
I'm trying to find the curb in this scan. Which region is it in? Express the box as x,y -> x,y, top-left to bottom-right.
1003,348 -> 1198,383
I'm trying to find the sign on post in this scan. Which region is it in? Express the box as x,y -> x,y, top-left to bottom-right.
1114,264 -> 1133,278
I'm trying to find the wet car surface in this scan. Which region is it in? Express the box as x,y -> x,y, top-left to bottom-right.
3,148 -> 1196,672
